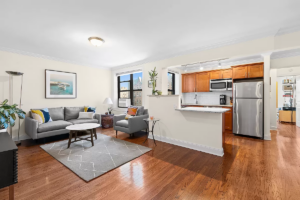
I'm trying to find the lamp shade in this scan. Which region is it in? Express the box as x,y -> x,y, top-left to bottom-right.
103,97 -> 113,105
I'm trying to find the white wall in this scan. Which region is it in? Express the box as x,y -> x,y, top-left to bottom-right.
112,31 -> 300,112
149,95 -> 224,156
0,51 -> 112,139
270,69 -> 277,130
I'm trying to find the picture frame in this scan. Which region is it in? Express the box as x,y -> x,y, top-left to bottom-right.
45,69 -> 77,99
148,80 -> 156,88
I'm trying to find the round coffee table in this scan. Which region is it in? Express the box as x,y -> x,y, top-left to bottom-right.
66,123 -> 100,148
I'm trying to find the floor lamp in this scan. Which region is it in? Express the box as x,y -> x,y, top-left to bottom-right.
6,71 -> 24,146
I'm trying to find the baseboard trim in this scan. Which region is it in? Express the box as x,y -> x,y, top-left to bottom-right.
264,134 -> 272,140
270,126 -> 277,130
148,134 -> 224,157
12,134 -> 31,141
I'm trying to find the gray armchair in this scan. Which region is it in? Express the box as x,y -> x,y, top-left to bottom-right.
114,109 -> 149,137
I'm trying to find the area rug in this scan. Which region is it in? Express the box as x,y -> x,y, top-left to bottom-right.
40,133 -> 151,182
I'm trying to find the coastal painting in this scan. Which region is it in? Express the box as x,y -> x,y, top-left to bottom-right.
45,70 -> 77,99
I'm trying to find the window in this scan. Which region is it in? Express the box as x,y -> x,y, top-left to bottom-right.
118,72 -> 142,107
168,72 -> 175,95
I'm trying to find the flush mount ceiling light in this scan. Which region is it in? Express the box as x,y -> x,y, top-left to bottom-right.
88,37 -> 105,47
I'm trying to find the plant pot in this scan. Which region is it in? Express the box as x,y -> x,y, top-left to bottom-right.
0,129 -> 7,133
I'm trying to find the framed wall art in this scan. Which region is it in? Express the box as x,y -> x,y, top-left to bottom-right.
45,70 -> 77,99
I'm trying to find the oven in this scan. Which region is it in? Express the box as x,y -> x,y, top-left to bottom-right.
210,79 -> 232,91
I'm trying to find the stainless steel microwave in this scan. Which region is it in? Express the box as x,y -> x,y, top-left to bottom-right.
210,79 -> 232,91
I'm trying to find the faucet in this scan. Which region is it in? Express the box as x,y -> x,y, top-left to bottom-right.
194,93 -> 198,104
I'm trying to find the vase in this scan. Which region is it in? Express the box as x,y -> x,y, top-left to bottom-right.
152,80 -> 156,95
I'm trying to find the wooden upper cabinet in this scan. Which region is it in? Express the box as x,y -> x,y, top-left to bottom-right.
182,73 -> 195,93
248,63 -> 264,78
210,70 -> 222,80
222,69 -> 232,79
196,72 -> 210,92
232,66 -> 248,79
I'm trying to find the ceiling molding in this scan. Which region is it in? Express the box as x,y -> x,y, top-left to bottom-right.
112,28 -> 277,71
271,48 -> 300,59
275,24 -> 300,36
0,46 -> 110,70
181,48 -> 300,72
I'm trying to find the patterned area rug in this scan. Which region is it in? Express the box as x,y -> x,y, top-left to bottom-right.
40,133 -> 152,182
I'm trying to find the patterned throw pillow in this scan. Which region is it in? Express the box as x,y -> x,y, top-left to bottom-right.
84,106 -> 96,113
31,108 -> 52,124
125,114 -> 133,120
125,107 -> 138,120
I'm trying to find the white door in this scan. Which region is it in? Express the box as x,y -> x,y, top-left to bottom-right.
296,76 -> 300,127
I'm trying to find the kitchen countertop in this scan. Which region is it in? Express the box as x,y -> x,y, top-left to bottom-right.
181,103 -> 233,107
175,107 -> 230,113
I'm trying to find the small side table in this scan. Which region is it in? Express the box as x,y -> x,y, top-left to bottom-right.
143,118 -> 159,146
101,114 -> 114,129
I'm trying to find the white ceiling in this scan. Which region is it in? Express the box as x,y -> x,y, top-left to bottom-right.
0,0 -> 300,69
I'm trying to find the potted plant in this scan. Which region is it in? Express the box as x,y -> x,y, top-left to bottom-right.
0,99 -> 26,133
149,67 -> 158,95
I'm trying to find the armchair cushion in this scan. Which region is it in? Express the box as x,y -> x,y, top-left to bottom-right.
130,106 -> 144,116
115,120 -> 129,128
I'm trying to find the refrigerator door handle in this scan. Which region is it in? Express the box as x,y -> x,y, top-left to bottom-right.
234,85 -> 237,113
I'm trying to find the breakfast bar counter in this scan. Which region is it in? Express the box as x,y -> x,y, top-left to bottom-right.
175,107 -> 229,113
148,95 -> 228,156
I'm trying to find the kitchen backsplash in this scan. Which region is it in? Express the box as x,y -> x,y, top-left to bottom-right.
181,91 -> 232,105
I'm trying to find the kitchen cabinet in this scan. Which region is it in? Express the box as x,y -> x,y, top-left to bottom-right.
210,70 -> 222,79
279,110 -> 296,123
182,73 -> 195,93
223,107 -> 232,131
248,63 -> 264,78
232,66 -> 248,79
232,63 -> 264,79
196,72 -> 210,92
222,69 -> 232,79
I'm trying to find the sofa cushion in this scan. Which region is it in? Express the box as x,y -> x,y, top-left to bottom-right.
48,107 -> 64,121
115,120 -> 129,128
37,120 -> 72,133
67,119 -> 98,125
64,107 -> 84,120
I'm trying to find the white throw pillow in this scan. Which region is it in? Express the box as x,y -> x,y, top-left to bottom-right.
78,112 -> 94,119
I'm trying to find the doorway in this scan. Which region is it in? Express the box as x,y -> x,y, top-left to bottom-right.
277,75 -> 296,126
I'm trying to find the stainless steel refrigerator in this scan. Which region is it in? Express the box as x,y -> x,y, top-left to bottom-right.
233,81 -> 264,138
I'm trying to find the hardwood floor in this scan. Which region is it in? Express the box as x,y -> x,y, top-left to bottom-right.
0,123 -> 299,200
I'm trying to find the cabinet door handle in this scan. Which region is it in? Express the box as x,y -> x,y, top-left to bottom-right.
248,72 -> 250,77
245,72 -> 246,77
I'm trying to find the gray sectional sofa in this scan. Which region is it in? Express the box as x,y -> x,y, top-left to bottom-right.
25,107 -> 101,139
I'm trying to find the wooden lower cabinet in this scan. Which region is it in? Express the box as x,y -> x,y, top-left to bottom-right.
279,110 -> 296,123
223,107 -> 232,131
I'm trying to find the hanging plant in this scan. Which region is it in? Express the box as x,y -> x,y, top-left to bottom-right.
149,67 -> 158,95
0,99 -> 26,130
